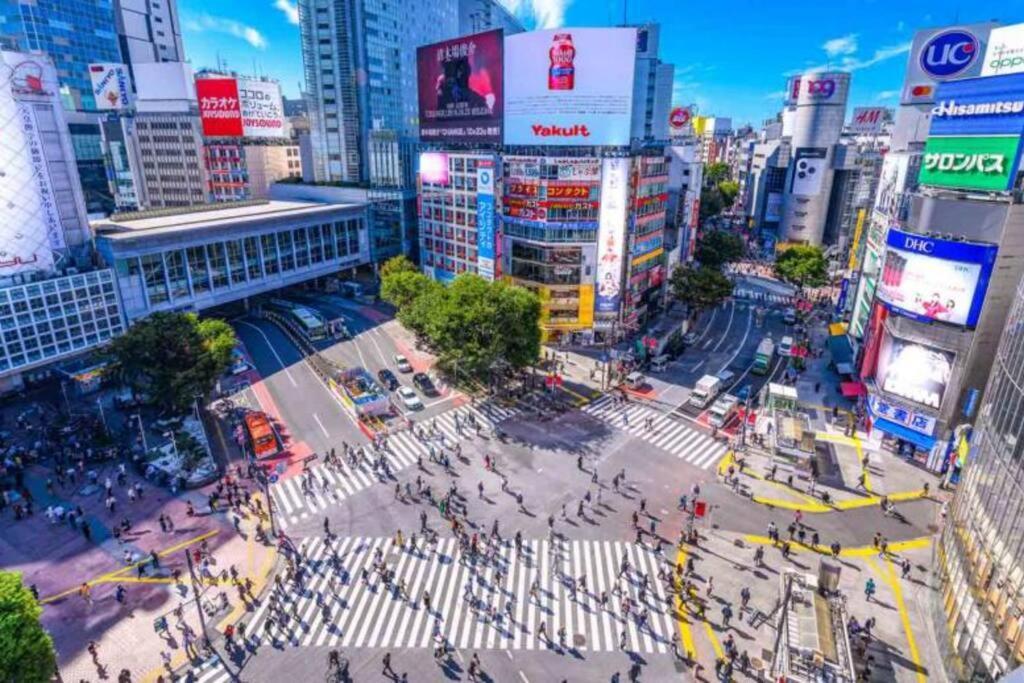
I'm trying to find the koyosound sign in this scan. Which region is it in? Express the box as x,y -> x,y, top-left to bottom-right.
919,135 -> 1023,191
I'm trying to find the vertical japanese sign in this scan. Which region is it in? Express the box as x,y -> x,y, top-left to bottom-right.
595,158 -> 629,313
237,78 -> 285,138
476,158 -> 496,281
0,52 -> 60,274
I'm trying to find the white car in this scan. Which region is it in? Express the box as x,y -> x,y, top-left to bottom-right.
779,335 -> 794,357
394,354 -> 413,373
397,386 -> 423,410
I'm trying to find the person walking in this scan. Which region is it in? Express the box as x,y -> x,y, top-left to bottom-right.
865,578 -> 877,602
382,652 -> 395,677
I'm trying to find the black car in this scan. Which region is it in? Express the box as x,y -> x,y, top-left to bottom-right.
413,372 -> 439,397
377,368 -> 399,391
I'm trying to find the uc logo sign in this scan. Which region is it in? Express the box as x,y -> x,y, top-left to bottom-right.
921,30 -> 978,78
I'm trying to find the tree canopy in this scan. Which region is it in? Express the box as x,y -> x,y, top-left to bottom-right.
704,162 -> 731,186
379,254 -> 418,281
381,271 -> 541,382
775,245 -> 829,288
717,180 -> 740,208
0,572 -> 55,683
105,312 -> 237,415
695,230 -> 745,269
670,264 -> 735,313
699,187 -> 724,221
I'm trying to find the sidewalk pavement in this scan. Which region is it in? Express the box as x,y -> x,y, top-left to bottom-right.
673,523 -> 940,681
1,465 -> 277,682
713,425 -> 945,515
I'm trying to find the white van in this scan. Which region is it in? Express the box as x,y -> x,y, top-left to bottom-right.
650,355 -> 670,372
779,336 -> 794,357
626,371 -> 646,389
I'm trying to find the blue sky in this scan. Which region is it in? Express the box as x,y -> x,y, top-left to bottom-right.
179,0 -> 1024,126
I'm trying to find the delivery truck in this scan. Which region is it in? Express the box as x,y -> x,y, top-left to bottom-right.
688,374 -> 723,409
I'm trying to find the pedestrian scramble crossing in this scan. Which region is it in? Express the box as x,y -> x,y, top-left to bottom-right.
190,535 -> 679,682
270,401 -> 518,528
583,396 -> 728,470
733,287 -> 792,305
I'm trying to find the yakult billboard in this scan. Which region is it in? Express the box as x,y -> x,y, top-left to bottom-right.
197,77 -> 285,138
417,29 -> 503,144
504,28 -> 636,146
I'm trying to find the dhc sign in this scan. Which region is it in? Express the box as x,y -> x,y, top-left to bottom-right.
931,71 -> 1024,136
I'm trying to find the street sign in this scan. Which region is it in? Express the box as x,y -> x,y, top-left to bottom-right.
269,474 -> 279,484
694,500 -> 707,518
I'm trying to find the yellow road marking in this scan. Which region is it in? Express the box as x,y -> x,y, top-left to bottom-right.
674,545 -> 698,660
703,620 -> 724,660
42,529 -> 219,605
742,534 -> 931,557
867,558 -> 927,683
751,488 -> 928,514
555,383 -> 590,406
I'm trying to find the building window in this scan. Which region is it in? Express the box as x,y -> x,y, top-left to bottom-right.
261,234 -> 280,275
140,254 -> 169,305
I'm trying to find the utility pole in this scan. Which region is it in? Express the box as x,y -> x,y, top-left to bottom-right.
184,548 -> 210,646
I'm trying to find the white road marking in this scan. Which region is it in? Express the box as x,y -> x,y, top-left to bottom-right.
237,320 -> 297,386
313,412 -> 330,438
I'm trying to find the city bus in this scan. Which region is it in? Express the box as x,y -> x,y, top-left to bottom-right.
244,412 -> 279,459
264,299 -> 329,342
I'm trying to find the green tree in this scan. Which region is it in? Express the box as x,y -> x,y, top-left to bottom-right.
717,180 -> 740,207
381,270 -> 432,311
105,312 -> 236,415
426,275 -> 540,380
670,264 -> 735,314
397,277 -> 445,340
695,230 -> 746,269
0,571 -> 56,683
699,187 -> 724,221
704,162 -> 731,186
775,245 -> 829,288
379,254 -> 417,281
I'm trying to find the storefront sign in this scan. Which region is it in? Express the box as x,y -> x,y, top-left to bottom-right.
868,394 -> 937,436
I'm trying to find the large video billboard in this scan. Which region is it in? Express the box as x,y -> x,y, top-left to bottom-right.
876,228 -> 997,328
918,134 -> 1023,192
790,148 -> 828,196
504,28 -> 636,146
875,331 -> 955,409
197,77 -> 285,138
595,158 -> 629,313
417,29 -> 503,144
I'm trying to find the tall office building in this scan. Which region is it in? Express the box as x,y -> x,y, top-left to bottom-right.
115,0 -> 185,70
934,273 -> 1024,679
630,24 -> 674,144
458,0 -> 523,35
300,0 -> 459,184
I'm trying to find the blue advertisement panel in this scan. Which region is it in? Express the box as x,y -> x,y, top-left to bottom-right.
931,72 -> 1024,136
877,227 -> 998,328
476,159 -> 496,280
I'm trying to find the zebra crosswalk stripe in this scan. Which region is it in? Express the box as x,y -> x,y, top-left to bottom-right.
582,397 -> 727,469
193,536 -> 680,681
269,402 -> 519,526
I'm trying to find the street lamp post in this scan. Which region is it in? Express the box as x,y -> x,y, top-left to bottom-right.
96,397 -> 108,435
183,548 -> 210,646
260,467 -> 278,537
133,414 -> 149,453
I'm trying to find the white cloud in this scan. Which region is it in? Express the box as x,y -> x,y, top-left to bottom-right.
823,34 -> 858,58
274,0 -> 299,25
786,41 -> 911,76
896,20 -> 906,32
764,90 -> 786,100
183,14 -> 268,49
875,90 -> 900,100
497,0 -> 571,29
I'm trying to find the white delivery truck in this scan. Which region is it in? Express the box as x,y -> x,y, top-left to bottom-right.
688,374 -> 723,409
708,394 -> 739,428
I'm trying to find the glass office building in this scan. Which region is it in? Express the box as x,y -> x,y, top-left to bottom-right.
0,0 -> 122,111
934,274 -> 1024,680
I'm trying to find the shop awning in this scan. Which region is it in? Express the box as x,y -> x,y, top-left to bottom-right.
873,417 -> 937,451
841,381 -> 867,397
828,333 -> 854,365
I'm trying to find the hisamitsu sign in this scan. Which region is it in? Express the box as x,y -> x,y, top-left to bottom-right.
930,72 -> 1024,136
